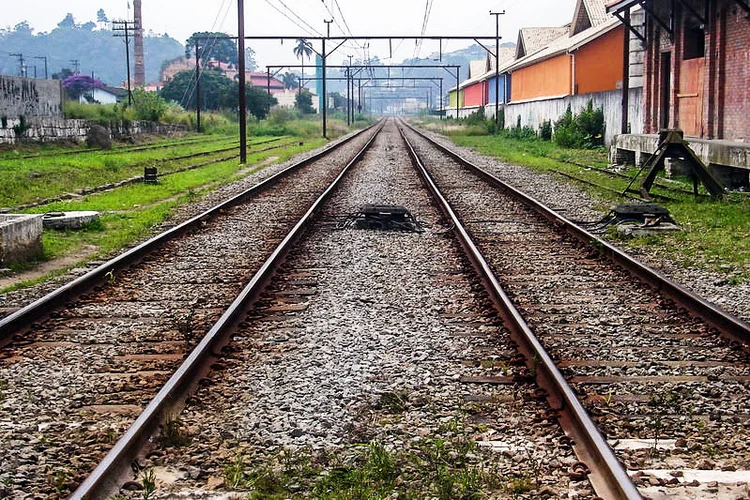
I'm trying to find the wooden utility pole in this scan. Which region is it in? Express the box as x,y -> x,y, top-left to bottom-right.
112,20 -> 135,105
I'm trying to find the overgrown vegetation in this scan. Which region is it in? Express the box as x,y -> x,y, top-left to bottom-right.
553,100 -> 604,149
416,115 -> 750,281
0,134 -> 327,292
446,100 -> 604,149
219,434 -> 505,499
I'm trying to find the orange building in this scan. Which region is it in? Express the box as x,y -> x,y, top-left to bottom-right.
507,0 -> 624,102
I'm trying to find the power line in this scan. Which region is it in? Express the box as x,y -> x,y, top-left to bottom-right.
267,0 -> 323,36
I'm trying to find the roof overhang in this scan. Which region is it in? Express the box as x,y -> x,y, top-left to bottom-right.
606,0 -> 642,14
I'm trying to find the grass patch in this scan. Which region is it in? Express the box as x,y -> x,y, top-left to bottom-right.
0,134 -> 240,207
219,422 -> 503,499
0,137 -> 325,293
438,126 -> 750,280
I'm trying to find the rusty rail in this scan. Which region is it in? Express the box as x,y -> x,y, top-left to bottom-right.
0,124 -> 377,347
398,123 -> 642,500
401,120 -> 750,346
70,121 -> 384,499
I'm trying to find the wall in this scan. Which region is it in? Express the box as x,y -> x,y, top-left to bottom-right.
720,2 -> 750,142
487,74 -> 508,104
642,0 -> 750,141
448,89 -> 464,108
0,76 -> 63,120
490,88 -> 643,145
463,81 -> 486,107
0,118 -> 187,144
574,26 -> 625,94
511,54 -> 571,102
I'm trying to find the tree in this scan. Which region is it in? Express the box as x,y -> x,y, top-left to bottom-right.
63,74 -> 103,100
246,86 -> 277,120
52,68 -> 74,80
81,21 -> 96,31
132,88 -> 168,121
185,32 -> 238,65
13,21 -> 32,34
159,70 -> 277,119
96,9 -> 108,23
160,70 -> 236,110
57,13 -> 77,30
293,39 -> 313,90
281,72 -> 298,90
295,89 -> 315,114
245,47 -> 258,72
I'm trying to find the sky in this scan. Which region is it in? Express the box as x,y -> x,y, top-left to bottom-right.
2,0 -> 578,67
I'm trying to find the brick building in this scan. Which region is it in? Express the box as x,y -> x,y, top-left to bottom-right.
608,0 -> 750,142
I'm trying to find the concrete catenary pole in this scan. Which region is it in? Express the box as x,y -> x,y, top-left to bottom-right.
133,0 -> 146,87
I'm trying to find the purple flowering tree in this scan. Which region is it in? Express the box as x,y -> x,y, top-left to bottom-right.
63,74 -> 103,101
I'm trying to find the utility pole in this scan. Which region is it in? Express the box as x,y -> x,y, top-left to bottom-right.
347,54 -> 353,125
34,56 -> 48,79
10,53 -> 24,77
490,10 -> 505,126
70,59 -> 81,74
238,0 -> 247,163
195,39 -> 202,133
322,19 -> 333,138
112,20 -> 135,105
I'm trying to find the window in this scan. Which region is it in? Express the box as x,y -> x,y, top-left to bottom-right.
683,26 -> 705,60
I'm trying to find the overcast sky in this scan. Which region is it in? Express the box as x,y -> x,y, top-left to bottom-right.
3,0 -> 578,67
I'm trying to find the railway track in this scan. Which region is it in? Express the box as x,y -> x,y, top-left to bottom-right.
72,119 -> 598,499
2,118 -> 747,499
400,120 -> 750,499
12,134 -> 237,160
0,125 -> 378,498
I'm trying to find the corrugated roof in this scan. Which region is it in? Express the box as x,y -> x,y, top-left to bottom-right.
488,46 -> 517,71
516,27 -> 569,58
585,0 -> 610,26
469,60 -> 487,78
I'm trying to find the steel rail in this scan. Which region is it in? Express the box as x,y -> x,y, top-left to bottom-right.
397,123 -> 642,500
71,121 -> 385,499
13,135 -> 242,160
401,121 -> 750,346
0,124 -> 377,346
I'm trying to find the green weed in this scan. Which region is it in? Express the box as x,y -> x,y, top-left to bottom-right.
140,468 -> 157,500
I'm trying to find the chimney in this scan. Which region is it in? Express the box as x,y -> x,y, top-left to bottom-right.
133,0 -> 145,86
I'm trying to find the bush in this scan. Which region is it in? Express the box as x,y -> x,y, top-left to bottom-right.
502,115 -> 537,141
553,100 -> 604,149
539,120 -> 552,141
267,106 -> 299,126
576,99 -> 605,148
131,89 -> 168,122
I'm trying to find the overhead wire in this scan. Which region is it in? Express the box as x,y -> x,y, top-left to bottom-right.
179,0 -> 232,109
265,0 -> 323,36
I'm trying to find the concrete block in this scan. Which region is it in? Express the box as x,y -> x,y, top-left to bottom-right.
0,214 -> 43,265
42,211 -> 100,230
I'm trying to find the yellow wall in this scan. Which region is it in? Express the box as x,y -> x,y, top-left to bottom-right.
448,89 -> 464,108
511,54 -> 571,101
574,26 -> 624,94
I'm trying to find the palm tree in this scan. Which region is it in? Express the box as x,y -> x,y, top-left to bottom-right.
293,39 -> 313,90
281,72 -> 298,90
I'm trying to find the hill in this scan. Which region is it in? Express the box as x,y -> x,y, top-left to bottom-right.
0,15 -> 184,86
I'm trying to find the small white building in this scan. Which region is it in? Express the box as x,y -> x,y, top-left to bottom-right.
81,86 -> 128,104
